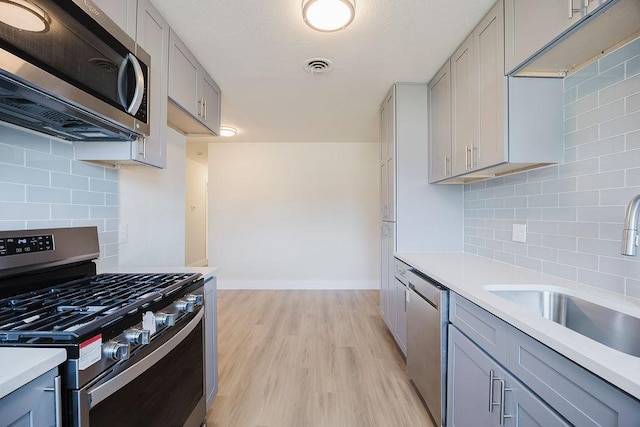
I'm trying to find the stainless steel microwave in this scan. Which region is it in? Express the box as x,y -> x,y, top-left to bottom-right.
0,0 -> 150,141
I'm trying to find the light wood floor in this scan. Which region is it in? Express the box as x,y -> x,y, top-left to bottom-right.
206,290 -> 435,427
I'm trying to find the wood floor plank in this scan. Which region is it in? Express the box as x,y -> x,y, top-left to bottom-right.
207,290 -> 435,427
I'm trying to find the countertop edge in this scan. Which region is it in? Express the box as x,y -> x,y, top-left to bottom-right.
395,251 -> 640,400
0,348 -> 66,399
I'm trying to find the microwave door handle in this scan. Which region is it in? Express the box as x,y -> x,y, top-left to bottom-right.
126,53 -> 145,114
117,53 -> 145,114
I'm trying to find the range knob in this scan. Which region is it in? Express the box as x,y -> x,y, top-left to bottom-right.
124,328 -> 150,345
155,312 -> 175,327
103,341 -> 130,361
184,294 -> 203,306
175,299 -> 194,313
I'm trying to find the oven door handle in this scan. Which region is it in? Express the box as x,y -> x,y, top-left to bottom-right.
87,309 -> 204,408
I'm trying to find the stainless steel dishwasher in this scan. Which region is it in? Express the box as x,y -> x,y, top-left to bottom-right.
406,268 -> 449,427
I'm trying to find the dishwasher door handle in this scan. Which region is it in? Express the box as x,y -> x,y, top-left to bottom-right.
408,283 -> 439,310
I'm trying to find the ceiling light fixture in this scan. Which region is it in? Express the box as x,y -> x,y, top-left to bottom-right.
219,126 -> 237,137
0,0 -> 50,33
302,0 -> 355,32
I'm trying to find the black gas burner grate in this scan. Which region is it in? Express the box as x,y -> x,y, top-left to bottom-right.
0,273 -> 199,343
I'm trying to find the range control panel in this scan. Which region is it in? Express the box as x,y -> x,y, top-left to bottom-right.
0,234 -> 54,257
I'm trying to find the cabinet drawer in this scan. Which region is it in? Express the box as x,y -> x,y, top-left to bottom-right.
507,328 -> 640,427
449,293 -> 507,364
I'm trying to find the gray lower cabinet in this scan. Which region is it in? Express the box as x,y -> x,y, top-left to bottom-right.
448,325 -> 569,427
394,278 -> 408,355
204,276 -> 218,411
0,368 -> 60,427
449,293 -> 640,426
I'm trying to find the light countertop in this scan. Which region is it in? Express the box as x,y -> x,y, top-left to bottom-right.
395,251 -> 640,399
0,348 -> 66,399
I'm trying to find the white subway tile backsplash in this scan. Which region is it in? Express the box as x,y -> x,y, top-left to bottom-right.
90,178 -> 118,193
0,183 -> 25,202
27,186 -> 71,204
0,125 -> 118,265
51,204 -> 89,220
577,269 -> 625,294
565,92 -> 598,119
51,172 -> 89,190
503,197 -> 527,208
0,202 -> 49,220
26,150 -> 70,173
564,125 -> 599,148
576,170 -> 625,190
578,64 -> 625,98
576,135 -> 625,160
90,206 -> 118,219
600,148 -> 640,172
0,143 -> 24,165
577,206 -> 625,223
464,38 -> 640,298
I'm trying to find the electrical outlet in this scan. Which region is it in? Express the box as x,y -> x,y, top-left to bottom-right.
512,224 -> 527,243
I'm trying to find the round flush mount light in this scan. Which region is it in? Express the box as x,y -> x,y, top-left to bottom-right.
302,0 -> 355,32
219,126 -> 237,137
0,0 -> 50,33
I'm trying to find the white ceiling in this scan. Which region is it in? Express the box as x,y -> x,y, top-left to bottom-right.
151,0 -> 495,144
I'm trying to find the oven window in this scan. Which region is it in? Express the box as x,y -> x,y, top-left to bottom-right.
89,321 -> 204,427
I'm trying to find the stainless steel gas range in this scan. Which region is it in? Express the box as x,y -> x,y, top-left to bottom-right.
0,226 -> 206,426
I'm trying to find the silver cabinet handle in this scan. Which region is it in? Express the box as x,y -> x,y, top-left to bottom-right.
488,369 -> 501,412
44,375 -> 62,427
466,145 -> 472,170
568,0 -> 582,18
499,379 -> 513,425
204,99 -> 207,121
472,144 -> 478,168
444,156 -> 448,176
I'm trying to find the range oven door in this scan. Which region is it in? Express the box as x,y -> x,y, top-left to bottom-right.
71,310 -> 206,427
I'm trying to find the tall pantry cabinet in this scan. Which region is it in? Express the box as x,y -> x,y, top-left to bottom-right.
379,83 -> 463,355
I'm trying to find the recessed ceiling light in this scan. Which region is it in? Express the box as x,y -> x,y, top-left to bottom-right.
0,0 -> 50,32
302,0 -> 355,32
220,126 -> 237,137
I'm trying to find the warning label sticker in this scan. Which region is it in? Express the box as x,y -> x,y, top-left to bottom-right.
79,334 -> 102,370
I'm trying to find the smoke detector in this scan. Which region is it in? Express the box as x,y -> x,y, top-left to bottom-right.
304,58 -> 334,74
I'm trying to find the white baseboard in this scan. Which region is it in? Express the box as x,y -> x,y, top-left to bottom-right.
217,280 -> 379,290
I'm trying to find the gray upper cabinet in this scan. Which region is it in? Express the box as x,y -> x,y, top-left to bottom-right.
379,88 -> 395,222
133,0 -> 169,168
451,36 -> 474,177
92,0 -> 137,39
504,0 -> 585,75
168,30 -> 221,136
75,0 -> 169,168
505,0 -> 640,76
428,61 -> 452,182
429,0 -> 564,184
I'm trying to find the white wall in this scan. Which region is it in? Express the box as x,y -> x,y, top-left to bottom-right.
185,156 -> 208,266
209,142 -> 380,289
117,127 -> 187,268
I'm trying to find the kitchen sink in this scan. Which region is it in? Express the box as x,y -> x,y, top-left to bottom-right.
488,288 -> 640,357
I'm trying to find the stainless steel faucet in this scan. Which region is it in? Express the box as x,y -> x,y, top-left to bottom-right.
622,194 -> 640,256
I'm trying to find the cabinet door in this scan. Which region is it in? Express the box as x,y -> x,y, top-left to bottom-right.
135,0 -> 169,168
428,60 -> 452,182
447,325 -> 499,427
385,224 -> 396,332
451,35 -> 475,176
380,224 -> 389,323
380,162 -> 388,220
200,73 -> 221,134
92,0 -> 137,39
379,98 -> 388,166
380,89 -> 394,164
504,0 -> 586,74
0,368 -> 59,427
395,280 -> 407,356
169,31 -> 200,118
386,157 -> 395,221
474,0 -> 506,170
503,371 -> 571,427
